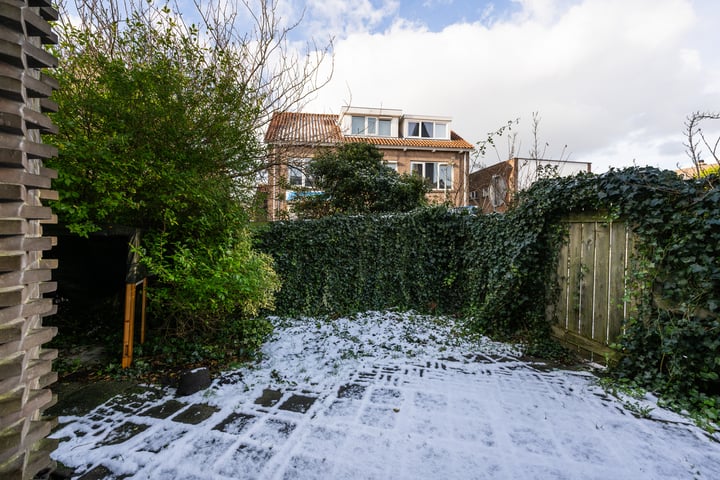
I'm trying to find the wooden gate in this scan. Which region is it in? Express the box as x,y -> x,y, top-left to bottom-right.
549,215 -> 634,362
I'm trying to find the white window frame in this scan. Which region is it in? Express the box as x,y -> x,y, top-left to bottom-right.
439,163 -> 453,190
406,121 -> 448,139
385,161 -> 398,172
351,116 -> 392,136
411,161 -> 452,190
288,158 -> 314,188
378,118 -> 391,136
351,116 -> 366,135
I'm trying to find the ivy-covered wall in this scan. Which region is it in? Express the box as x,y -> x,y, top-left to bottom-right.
258,208 -> 469,317
258,205 -> 564,337
258,167 -> 720,416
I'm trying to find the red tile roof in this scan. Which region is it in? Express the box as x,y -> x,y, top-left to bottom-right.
264,112 -> 343,144
344,132 -> 473,150
266,112 -> 474,151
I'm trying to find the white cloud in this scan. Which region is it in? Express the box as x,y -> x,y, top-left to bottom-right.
303,0 -> 720,172
303,0 -> 400,37
510,0 -> 577,24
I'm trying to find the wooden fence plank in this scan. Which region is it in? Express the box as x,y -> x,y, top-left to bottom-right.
608,222 -> 628,342
579,222 -> 596,340
566,222 -> 583,334
555,236 -> 570,329
593,221 -> 611,345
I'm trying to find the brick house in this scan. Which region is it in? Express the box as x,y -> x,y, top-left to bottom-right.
469,158 -> 592,213
262,106 -> 474,220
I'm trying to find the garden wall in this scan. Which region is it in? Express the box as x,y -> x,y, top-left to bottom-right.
258,205 -> 560,337
258,208 -> 469,317
0,1 -> 60,477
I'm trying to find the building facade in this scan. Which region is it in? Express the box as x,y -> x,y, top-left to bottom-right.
469,158 -> 592,213
263,106 -> 474,220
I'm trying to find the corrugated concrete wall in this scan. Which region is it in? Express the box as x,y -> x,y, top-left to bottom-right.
0,0 -> 60,478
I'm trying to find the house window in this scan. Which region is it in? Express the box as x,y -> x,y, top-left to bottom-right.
385,161 -> 398,172
351,116 -> 365,134
288,158 -> 313,188
412,162 -> 436,185
407,122 -> 420,137
351,116 -> 391,136
407,121 -> 447,139
411,162 -> 452,189
422,122 -> 433,138
439,164 -> 453,189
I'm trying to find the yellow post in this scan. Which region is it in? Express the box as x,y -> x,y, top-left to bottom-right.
122,282 -> 136,368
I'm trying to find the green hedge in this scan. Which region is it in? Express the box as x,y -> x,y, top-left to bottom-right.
258,208 -> 468,317
257,205 -> 564,337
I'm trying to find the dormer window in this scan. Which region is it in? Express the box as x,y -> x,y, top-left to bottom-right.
406,121 -> 448,139
351,116 -> 391,136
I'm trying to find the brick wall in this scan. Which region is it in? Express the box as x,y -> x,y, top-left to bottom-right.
380,149 -> 468,206
468,159 -> 515,213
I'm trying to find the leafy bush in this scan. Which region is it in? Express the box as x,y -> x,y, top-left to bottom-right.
48,9 -> 280,349
139,231 -> 280,338
292,142 -> 429,218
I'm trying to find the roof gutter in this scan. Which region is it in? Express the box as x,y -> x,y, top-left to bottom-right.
366,145 -> 474,153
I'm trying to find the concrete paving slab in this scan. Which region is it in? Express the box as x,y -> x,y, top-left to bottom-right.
50,312 -> 720,479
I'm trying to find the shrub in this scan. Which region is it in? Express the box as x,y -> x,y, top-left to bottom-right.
140,230 -> 281,338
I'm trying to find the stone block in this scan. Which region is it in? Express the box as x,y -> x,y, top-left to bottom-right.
176,367 -> 211,396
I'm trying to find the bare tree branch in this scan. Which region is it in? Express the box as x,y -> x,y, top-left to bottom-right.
57,0 -> 334,133
683,111 -> 720,177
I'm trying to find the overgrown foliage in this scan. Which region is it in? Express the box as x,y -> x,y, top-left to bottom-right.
259,208 -> 465,316
48,4 -> 280,343
50,19 -> 262,233
138,232 -> 279,337
525,168 -> 720,420
292,143 -> 430,218
259,167 -> 720,418
259,205 -> 562,339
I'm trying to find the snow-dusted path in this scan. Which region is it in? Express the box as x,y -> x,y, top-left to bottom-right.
51,312 -> 720,479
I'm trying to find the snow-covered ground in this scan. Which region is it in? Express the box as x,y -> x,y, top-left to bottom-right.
51,311 -> 720,479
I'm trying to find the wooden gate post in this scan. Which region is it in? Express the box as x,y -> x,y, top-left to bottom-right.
121,278 -> 148,369
121,230 -> 147,368
122,283 -> 136,368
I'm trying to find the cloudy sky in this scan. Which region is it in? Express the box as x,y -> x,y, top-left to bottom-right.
266,0 -> 720,172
